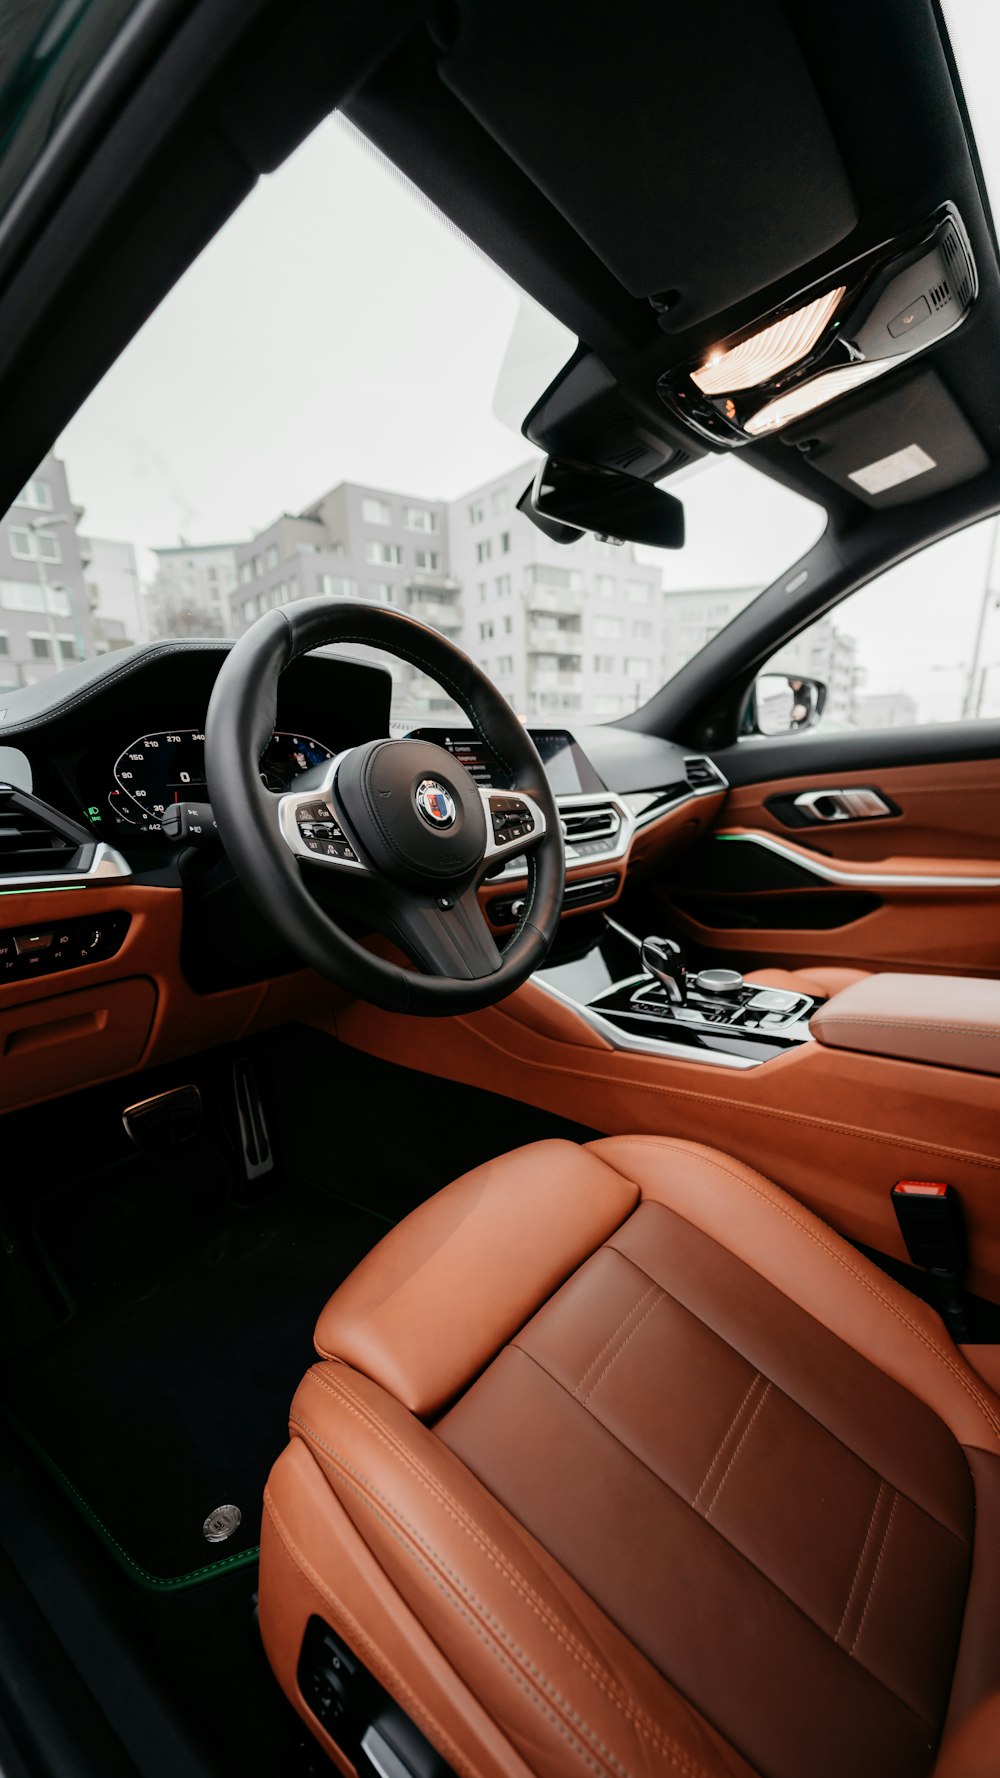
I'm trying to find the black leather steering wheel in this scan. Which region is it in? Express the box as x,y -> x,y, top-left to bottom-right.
204,599 -> 566,1014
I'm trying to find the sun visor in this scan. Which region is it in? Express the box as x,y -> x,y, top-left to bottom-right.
783,367 -> 989,507
437,0 -> 857,321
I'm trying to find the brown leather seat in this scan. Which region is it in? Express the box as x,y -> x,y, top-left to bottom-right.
747,964 -> 873,1000
259,1136 -> 1000,1778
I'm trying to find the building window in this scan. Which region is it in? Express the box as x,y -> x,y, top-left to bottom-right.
0,580 -> 44,611
626,580 -> 651,603
254,556 -> 263,577
28,634 -> 53,660
499,531 -> 511,553
362,497 -> 392,525
366,541 -> 403,566
8,528 -> 31,559
16,478 -> 53,511
57,635 -> 77,662
405,506 -> 437,532
239,562 -> 252,584
46,587 -> 71,616
632,620 -> 653,639
266,544 -> 279,569
477,582 -> 487,602
475,539 -> 492,564
243,599 -> 256,622
467,501 -> 485,525
0,632 -> 8,654
320,574 -> 359,598
495,574 -> 511,597
625,656 -> 652,678
593,653 -> 615,673
596,575 -> 616,599
368,582 -> 395,603
524,564 -> 581,591
479,620 -> 494,641
414,549 -> 439,572
594,616 -> 623,640
497,654 -> 514,675
502,615 -> 512,635
492,487 -> 509,515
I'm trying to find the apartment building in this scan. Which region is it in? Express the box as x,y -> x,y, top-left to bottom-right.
81,536 -> 145,649
228,464 -> 663,723
664,584 -> 860,724
0,455 -> 95,689
148,541 -> 239,637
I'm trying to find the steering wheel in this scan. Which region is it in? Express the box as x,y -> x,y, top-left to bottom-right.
204,599 -> 566,1014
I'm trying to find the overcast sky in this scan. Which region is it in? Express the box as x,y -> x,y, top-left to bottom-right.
55,0 -> 1000,721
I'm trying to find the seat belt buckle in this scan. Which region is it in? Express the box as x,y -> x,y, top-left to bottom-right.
891,1181 -> 969,1339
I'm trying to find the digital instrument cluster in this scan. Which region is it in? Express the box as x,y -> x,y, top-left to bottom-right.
102,727 -> 334,830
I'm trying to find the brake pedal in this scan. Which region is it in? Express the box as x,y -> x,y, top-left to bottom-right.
232,1057 -> 275,1183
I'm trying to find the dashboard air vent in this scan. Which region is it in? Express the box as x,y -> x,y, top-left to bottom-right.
684,755 -> 726,792
561,805 -> 620,841
0,785 -> 90,875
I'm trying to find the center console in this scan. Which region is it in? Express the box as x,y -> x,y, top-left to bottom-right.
538,922 -> 822,1066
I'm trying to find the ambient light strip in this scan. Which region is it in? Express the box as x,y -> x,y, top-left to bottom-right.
743,357 -> 893,437
691,286 -> 846,396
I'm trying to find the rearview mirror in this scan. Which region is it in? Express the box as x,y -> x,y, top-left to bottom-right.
748,673 -> 827,736
518,456 -> 685,549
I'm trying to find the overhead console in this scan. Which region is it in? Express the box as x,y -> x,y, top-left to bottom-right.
658,205 -> 977,447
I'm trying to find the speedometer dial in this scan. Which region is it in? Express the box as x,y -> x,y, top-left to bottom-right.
111,728 -> 334,829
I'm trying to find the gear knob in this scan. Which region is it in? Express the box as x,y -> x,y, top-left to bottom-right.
641,935 -> 687,1004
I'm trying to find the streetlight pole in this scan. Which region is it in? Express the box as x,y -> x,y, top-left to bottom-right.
963,514 -> 1000,718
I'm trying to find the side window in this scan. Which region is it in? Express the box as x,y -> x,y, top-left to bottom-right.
758,516 -> 1000,732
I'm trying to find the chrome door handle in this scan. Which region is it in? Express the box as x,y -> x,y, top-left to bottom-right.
792,787 -> 893,822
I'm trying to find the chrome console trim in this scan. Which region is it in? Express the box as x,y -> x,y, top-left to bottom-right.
533,974 -> 763,1069
0,840 -> 132,893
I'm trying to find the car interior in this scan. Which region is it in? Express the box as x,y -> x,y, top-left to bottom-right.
1,2 -> 1000,1776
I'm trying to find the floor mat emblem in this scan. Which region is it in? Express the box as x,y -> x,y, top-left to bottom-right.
203,1504 -> 242,1544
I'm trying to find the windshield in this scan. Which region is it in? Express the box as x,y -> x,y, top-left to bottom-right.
1,115 -> 824,726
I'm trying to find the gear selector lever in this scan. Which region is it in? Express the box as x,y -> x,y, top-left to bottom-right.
640,935 -> 687,1005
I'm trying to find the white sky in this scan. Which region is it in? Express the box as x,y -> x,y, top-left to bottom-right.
55,2 -> 1000,720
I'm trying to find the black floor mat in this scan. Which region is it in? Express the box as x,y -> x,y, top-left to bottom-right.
1,1140 -> 383,1585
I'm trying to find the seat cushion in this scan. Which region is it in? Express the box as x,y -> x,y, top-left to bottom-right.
747,964 -> 872,999
260,1137 -> 1000,1778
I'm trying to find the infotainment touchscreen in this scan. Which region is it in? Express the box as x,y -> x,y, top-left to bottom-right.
408,728 -> 605,795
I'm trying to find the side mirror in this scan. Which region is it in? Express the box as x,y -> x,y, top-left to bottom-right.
747,673 -> 828,736
518,456 -> 685,549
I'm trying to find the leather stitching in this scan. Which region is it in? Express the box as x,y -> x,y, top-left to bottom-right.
836,1481 -> 887,1645
302,1367 -> 710,1777
291,1413 -> 705,1778
460,1012 -> 1000,1175
818,1014 -> 1000,1042
593,1138 -> 1000,1446
574,1284 -> 662,1402
702,1381 -> 772,1520
850,1491 -> 898,1656
513,1345 -> 937,1734
691,1372 -> 763,1512
262,1491 -> 484,1778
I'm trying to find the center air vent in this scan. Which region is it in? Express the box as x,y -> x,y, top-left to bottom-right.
684,756 -> 726,792
561,806 -> 620,841
0,785 -> 91,875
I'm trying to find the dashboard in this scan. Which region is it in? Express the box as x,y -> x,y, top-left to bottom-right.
407,728 -> 605,797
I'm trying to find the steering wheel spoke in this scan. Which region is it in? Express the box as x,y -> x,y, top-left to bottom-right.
277,759 -> 371,875
378,880 -> 504,980
479,786 -> 547,870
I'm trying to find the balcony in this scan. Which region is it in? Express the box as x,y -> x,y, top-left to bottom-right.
407,598 -> 463,631
526,620 -> 582,652
525,586 -> 584,617
528,668 -> 583,693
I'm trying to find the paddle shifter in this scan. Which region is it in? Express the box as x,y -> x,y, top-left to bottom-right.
640,935 -> 687,1005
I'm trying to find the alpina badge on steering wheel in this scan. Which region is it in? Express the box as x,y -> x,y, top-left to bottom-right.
414,779 -> 457,828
